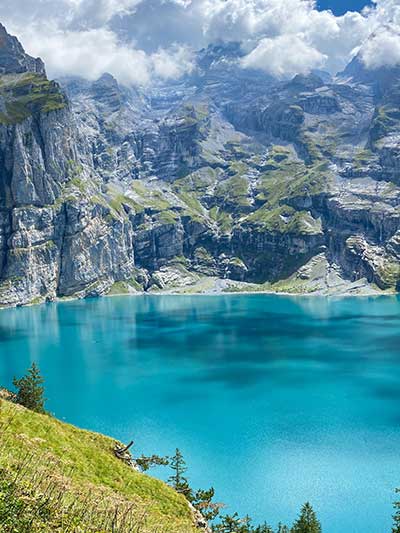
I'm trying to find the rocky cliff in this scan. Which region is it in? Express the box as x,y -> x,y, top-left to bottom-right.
0,25 -> 399,306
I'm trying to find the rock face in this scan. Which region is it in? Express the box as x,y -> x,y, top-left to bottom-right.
0,24 -> 45,76
0,25 -> 399,306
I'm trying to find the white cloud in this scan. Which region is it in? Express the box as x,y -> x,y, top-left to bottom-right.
70,0 -> 141,27
0,5 -> 193,86
0,0 -> 400,83
360,24 -> 400,69
7,23 -> 152,86
242,34 -> 326,78
201,0 -> 316,43
151,45 -> 194,79
367,0 -> 400,27
201,0 -> 374,76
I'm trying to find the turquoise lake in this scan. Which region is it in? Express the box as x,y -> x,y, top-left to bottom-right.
1,294 -> 400,532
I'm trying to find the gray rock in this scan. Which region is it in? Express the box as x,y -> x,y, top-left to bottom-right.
0,22 -> 399,306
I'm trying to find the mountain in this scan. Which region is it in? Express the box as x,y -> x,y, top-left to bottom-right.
0,24 -> 399,306
0,23 -> 45,76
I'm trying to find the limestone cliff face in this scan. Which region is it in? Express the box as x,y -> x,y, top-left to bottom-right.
0,26 -> 399,305
0,28 -> 139,305
0,24 -> 45,76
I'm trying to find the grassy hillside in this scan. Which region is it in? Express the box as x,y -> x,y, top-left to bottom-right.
0,399 -> 198,533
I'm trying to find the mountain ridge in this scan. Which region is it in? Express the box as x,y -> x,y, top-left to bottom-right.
0,23 -> 399,306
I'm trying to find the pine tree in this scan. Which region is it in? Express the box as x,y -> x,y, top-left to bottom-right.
212,513 -> 246,533
13,363 -> 46,414
193,487 -> 223,521
277,524 -> 290,533
393,489 -> 400,532
168,448 -> 192,499
291,503 -> 321,533
254,522 -> 274,533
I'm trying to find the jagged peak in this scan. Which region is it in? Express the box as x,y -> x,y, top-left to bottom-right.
196,41 -> 244,70
93,72 -> 119,88
339,24 -> 400,85
0,22 -> 46,77
285,73 -> 325,92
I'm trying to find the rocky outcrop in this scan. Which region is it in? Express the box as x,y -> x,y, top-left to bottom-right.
0,23 -> 45,76
0,25 -> 398,306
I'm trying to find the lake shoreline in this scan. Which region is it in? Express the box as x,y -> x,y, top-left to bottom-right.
2,275 -> 396,311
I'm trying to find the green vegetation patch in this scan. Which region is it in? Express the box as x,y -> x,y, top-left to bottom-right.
0,73 -> 66,125
255,150 -> 329,208
155,209 -> 180,225
215,174 -> 251,208
174,167 -> 218,194
131,181 -> 172,212
108,278 -> 143,295
109,193 -> 144,216
377,260 -> 400,289
369,105 -> 400,146
209,206 -> 233,234
245,204 -> 321,234
0,399 -> 197,532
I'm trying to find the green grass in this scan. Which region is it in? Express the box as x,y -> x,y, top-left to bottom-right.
107,279 -> 144,295
0,73 -> 66,125
173,168 -> 217,194
109,193 -> 144,216
214,175 -> 251,208
131,182 -> 172,212
245,205 -> 322,234
369,105 -> 400,146
209,207 -> 233,234
247,149 -> 330,233
0,399 -> 198,533
376,261 -> 400,289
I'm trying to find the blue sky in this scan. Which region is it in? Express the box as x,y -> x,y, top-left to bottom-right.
318,0 -> 371,14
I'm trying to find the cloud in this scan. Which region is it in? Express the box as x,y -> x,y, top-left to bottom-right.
356,0 -> 400,69
201,0 -> 400,76
360,24 -> 400,69
69,0 -> 141,27
367,0 -> 400,27
18,25 -> 152,86
242,34 -> 326,79
202,0 -> 373,75
201,0 -> 316,43
8,22 -> 195,86
0,0 -> 399,84
151,45 -> 194,80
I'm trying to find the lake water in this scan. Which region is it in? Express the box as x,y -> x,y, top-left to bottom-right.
0,294 -> 399,532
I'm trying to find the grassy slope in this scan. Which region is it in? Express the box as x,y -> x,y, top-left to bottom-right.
0,72 -> 66,125
0,399 -> 197,533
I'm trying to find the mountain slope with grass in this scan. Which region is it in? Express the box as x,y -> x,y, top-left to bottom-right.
0,398 -> 199,533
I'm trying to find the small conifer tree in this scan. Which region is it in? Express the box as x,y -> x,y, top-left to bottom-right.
13,363 -> 46,414
168,448 -> 192,499
212,513 -> 243,532
291,503 -> 321,533
193,487 -> 224,521
276,524 -> 290,533
393,489 -> 400,533
254,522 -> 274,533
